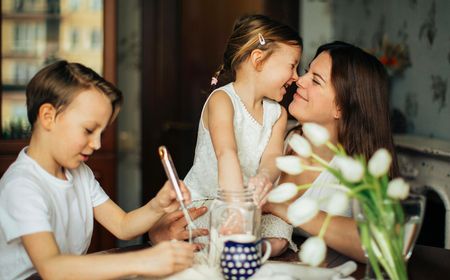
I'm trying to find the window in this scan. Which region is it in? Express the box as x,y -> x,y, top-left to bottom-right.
90,0 -> 103,11
14,0 -> 26,12
2,0 -> 105,139
14,0 -> 41,13
90,29 -> 102,50
70,29 -> 80,50
69,0 -> 81,11
13,23 -> 45,54
13,62 -> 38,85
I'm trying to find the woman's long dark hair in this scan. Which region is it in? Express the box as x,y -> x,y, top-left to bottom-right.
293,41 -> 399,178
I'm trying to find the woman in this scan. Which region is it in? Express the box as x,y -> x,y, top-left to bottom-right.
265,41 -> 399,263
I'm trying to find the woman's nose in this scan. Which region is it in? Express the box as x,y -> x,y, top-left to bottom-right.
296,74 -> 306,88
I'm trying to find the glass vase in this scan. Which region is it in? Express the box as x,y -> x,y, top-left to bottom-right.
353,194 -> 425,280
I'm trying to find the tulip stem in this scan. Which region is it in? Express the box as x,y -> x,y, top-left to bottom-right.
304,165 -> 326,172
325,141 -> 339,154
350,185 -> 373,195
318,214 -> 332,239
311,153 -> 330,168
297,183 -> 312,191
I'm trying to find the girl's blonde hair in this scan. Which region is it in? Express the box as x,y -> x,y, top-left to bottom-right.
212,14 -> 303,88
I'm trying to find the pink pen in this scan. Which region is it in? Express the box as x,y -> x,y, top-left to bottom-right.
158,146 -> 184,202
158,146 -> 197,243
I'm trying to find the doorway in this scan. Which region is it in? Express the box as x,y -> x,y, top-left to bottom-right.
140,0 -> 299,202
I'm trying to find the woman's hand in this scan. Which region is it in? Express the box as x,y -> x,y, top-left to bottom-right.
262,201 -> 290,223
148,206 -> 209,249
136,241 -> 195,277
150,180 -> 191,214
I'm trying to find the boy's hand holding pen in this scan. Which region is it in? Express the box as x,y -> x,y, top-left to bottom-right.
151,180 -> 192,214
158,146 -> 199,244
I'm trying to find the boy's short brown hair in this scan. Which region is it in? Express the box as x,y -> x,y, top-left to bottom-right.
26,60 -> 123,128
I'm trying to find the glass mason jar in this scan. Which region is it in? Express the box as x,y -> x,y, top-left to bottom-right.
208,187 -> 261,267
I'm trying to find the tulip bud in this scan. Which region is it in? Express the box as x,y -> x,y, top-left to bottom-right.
335,156 -> 364,183
368,148 -> 392,177
276,156 -> 303,175
299,236 -> 326,266
302,123 -> 330,147
287,197 -> 319,226
387,178 -> 410,200
267,183 -> 299,203
289,134 -> 312,158
326,192 -> 349,216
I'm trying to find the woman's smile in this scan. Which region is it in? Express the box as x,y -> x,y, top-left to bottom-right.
294,92 -> 308,102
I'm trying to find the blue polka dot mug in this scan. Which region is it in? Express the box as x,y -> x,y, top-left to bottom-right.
220,234 -> 271,280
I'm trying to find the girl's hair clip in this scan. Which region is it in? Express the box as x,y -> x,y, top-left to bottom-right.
258,33 -> 266,45
211,77 -> 218,86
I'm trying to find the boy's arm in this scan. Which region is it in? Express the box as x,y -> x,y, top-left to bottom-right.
207,91 -> 244,190
94,180 -> 190,240
21,231 -> 194,279
93,199 -> 164,240
257,106 -> 288,182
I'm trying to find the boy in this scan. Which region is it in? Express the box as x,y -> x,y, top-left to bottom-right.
0,61 -> 194,279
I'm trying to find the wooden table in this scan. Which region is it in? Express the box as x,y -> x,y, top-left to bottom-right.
272,242 -> 450,279
91,242 -> 450,279
27,242 -> 450,279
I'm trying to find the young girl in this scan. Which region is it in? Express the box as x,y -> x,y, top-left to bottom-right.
184,15 -> 302,256
0,61 -> 195,279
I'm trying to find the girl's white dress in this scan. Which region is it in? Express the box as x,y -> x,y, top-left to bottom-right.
184,82 -> 297,250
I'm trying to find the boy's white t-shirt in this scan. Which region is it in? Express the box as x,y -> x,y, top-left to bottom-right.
0,147 -> 109,280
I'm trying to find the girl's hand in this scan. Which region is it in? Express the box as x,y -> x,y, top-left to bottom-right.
219,209 -> 245,235
151,180 -> 191,214
136,241 -> 195,276
249,171 -> 273,207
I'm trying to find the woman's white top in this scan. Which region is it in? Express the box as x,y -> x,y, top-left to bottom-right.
302,157 -> 352,217
184,82 -> 282,200
284,131 -> 352,217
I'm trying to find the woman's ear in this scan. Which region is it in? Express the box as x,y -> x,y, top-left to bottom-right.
250,49 -> 265,71
333,106 -> 342,120
38,103 -> 57,130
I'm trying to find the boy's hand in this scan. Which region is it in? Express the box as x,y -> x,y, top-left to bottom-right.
248,171 -> 273,208
137,241 -> 195,276
150,180 -> 191,214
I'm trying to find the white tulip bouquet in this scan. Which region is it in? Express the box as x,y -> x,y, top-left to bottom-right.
268,123 -> 412,280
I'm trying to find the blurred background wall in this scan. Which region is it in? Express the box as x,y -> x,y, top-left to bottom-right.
332,0 -> 449,140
